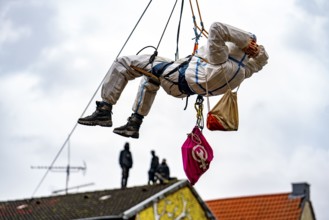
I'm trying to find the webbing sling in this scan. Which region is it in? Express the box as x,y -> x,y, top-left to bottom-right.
162,56 -> 192,79
178,62 -> 195,95
161,56 -> 194,94
151,62 -> 174,77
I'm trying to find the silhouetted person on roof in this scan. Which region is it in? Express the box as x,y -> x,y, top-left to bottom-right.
148,150 -> 159,185
119,142 -> 133,188
156,159 -> 170,184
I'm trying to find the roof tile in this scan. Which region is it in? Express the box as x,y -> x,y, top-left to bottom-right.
206,193 -> 303,220
0,181 -> 179,220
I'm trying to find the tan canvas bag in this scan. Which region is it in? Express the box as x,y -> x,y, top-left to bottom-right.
206,88 -> 239,131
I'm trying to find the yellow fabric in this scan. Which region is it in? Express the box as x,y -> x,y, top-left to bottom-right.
207,89 -> 239,131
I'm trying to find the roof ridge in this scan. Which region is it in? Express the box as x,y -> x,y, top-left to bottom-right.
1,179 -> 182,203
206,192 -> 291,202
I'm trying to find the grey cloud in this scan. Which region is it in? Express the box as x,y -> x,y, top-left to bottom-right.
294,0 -> 329,64
0,1 -> 59,74
295,0 -> 329,16
244,95 -> 329,154
283,19 -> 329,68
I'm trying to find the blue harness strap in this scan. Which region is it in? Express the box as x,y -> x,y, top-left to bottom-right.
178,62 -> 195,95
228,55 -> 246,67
151,62 -> 174,77
159,56 -> 195,95
152,56 -> 197,96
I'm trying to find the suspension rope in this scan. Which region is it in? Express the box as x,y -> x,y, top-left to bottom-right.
189,0 -> 208,55
189,0 -> 208,38
30,0 -> 155,199
116,0 -> 154,59
175,0 -> 185,61
146,0 -> 180,67
156,0 -> 179,51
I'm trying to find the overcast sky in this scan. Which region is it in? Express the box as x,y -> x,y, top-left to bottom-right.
1,0 -> 328,219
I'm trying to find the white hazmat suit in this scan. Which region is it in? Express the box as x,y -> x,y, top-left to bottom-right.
101,22 -> 269,116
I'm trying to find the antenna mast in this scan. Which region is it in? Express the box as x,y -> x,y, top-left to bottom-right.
31,138 -> 87,194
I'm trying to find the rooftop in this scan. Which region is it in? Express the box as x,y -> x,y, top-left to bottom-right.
206,192 -> 302,220
205,183 -> 316,220
0,180 -> 182,220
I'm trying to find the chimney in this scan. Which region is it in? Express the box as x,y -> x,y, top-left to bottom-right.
291,182 -> 310,201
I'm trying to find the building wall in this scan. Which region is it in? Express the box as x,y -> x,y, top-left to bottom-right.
136,186 -> 209,220
301,202 -> 315,220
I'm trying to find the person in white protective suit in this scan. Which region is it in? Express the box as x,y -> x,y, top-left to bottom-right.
78,22 -> 269,138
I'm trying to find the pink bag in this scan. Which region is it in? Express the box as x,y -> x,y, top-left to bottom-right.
181,126 -> 214,185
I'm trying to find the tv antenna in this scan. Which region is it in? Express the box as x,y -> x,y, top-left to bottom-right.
52,182 -> 95,195
31,137 -> 87,194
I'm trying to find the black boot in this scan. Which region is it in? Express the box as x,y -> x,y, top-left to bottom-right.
113,113 -> 143,139
78,101 -> 112,127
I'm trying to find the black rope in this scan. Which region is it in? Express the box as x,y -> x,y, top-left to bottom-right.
183,95 -> 189,110
136,46 -> 158,69
136,45 -> 157,55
